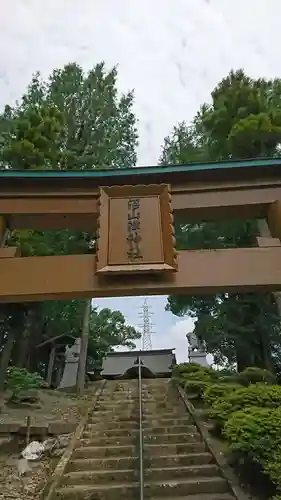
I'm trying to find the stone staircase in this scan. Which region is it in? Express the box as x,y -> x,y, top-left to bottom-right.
53,378 -> 237,500
54,380 -> 140,499
141,378 -> 236,500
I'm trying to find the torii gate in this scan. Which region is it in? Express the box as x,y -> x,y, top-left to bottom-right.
1,157 -> 281,303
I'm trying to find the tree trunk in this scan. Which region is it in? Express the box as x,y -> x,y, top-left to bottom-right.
46,347 -> 56,386
0,216 -> 9,247
257,329 -> 273,371
0,330 -> 16,391
235,339 -> 255,372
15,304 -> 42,369
15,307 -> 34,368
76,300 -> 91,395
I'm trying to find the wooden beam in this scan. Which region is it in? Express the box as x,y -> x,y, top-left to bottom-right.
1,185 -> 281,230
1,248 -> 281,302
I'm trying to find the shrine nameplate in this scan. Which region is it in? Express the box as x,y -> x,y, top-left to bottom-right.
96,184 -> 177,275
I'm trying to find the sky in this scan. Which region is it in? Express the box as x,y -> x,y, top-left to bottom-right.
1,0 -> 281,362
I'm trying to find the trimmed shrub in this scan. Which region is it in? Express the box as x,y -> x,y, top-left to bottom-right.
184,379 -> 211,398
224,406 -> 281,493
209,384 -> 281,429
217,368 -> 237,377
224,406 -> 281,461
6,367 -> 45,403
203,383 -> 241,407
237,367 -> 277,386
173,362 -> 218,380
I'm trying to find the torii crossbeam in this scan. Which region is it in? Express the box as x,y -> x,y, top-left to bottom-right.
1,157 -> 281,302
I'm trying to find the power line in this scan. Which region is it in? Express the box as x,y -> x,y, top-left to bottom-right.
138,298 -> 154,350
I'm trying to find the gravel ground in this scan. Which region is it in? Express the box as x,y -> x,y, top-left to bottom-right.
0,438 -> 56,499
0,386 -> 97,426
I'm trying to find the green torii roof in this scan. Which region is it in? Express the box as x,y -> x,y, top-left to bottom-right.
0,157 -> 281,179
1,158 -> 281,189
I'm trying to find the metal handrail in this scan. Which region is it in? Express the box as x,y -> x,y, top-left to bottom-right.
138,355 -> 144,500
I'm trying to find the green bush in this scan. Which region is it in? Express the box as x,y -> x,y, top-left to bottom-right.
224,406 -> 281,492
184,379 -> 211,398
237,367 -> 277,386
224,406 -> 281,461
217,368 -> 237,377
209,384 -> 281,428
203,383 -> 241,407
6,367 -> 45,403
216,369 -> 240,385
173,362 -> 218,380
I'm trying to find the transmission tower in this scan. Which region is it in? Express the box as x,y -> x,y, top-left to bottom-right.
138,298 -> 154,350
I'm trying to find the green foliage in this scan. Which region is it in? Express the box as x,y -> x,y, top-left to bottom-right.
0,104 -> 63,169
0,61 -> 139,378
173,362 -> 218,379
33,301 -> 140,370
224,406 -> 281,491
209,384 -> 281,428
173,363 -> 220,399
184,379 -> 211,398
237,367 -> 277,386
203,383 -> 241,407
224,405 -> 281,460
14,63 -> 138,171
87,307 -> 141,368
6,367 -> 44,402
162,69 -> 281,371
173,359 -> 281,495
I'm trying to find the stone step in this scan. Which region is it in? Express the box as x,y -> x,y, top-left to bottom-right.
84,427 -> 139,437
151,495 -> 235,500
142,408 -> 187,419
84,424 -> 197,437
80,435 -> 137,446
144,477 -> 229,498
147,452 -> 214,468
54,483 -> 137,500
143,417 -> 193,427
89,410 -> 125,417
98,397 -> 170,401
107,408 -> 185,415
143,432 -> 201,444
95,404 -> 182,411
144,425 -> 197,435
144,464 -> 219,481
144,441 -> 206,456
89,408 -> 138,416
90,409 -> 141,416
95,399 -> 138,411
73,444 -> 136,459
142,386 -> 170,390
142,392 -> 174,396
55,477 -> 229,500
88,416 -> 139,424
87,419 -> 139,428
144,405 -> 183,409
67,456 -> 138,472
62,468 -> 138,486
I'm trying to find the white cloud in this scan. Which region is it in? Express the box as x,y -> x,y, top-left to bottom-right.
159,318 -> 195,363
0,1 -> 280,165
0,0 -> 278,366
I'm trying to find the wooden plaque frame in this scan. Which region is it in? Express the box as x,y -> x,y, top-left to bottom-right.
96,184 -> 177,275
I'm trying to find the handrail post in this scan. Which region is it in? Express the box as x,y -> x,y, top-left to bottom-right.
138,355 -> 144,500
